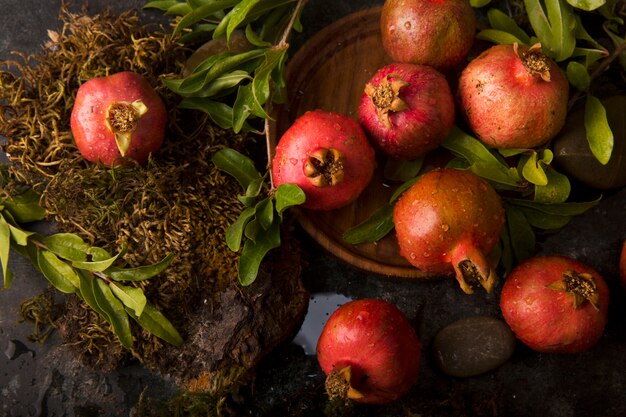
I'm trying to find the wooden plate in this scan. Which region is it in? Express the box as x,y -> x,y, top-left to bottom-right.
269,7 -> 438,279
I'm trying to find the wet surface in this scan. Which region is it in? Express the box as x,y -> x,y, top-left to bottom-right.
1,1 -> 626,416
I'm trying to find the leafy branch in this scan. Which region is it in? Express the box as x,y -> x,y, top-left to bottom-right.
145,0 -> 306,133
0,180 -> 182,349
211,148 -> 304,285
474,0 -> 624,165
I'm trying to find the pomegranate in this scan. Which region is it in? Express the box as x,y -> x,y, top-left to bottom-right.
500,255 -> 609,353
316,298 -> 421,405
71,71 -> 167,167
380,0 -> 477,71
457,43 -> 569,149
358,63 -> 455,160
271,110 -> 375,211
393,168 -> 504,294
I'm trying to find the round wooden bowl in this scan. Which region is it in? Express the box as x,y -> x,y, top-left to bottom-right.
269,7 -> 438,279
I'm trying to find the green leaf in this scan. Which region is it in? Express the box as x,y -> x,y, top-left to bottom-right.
383,158 -> 423,182
520,152 -> 548,186
194,70 -> 252,98
43,233 -> 90,261
233,83 -> 266,133
343,204 -> 394,245
93,278 -> 133,349
212,147 -> 261,190
505,205 -> 536,263
470,0 -> 492,7
274,183 -> 305,215
476,29 -> 528,45
585,95 -> 614,165
105,253 -> 174,282
507,196 -> 600,223
37,250 -> 79,293
245,24 -> 271,47
524,0 -> 577,61
566,0 -> 605,11
77,270 -> 108,319
226,0 -> 263,43
566,61 -> 591,91
226,206 -> 256,251
256,198 -> 274,230
486,8 -> 531,44
180,98 -> 240,130
173,0 -> 239,34
1,189 -> 46,223
251,46 -> 288,114
238,218 -> 281,286
441,127 -> 522,187
0,215 -> 11,288
109,282 -> 148,317
390,177 -> 419,202
72,247 -> 126,272
534,167 -> 571,203
244,217 -> 260,242
143,0 -> 179,12
126,302 -> 183,347
8,224 -> 34,246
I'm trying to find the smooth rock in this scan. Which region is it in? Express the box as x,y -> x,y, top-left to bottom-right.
553,95 -> 626,190
432,316 -> 516,378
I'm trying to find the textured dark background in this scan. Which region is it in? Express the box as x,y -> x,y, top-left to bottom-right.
1,1 -> 626,417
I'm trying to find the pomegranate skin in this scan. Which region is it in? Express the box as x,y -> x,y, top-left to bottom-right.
380,0 -> 477,71
457,43 -> 569,149
71,71 -> 167,166
500,255 -> 609,353
316,298 -> 421,405
271,110 -> 375,211
393,168 -> 504,293
358,63 -> 455,160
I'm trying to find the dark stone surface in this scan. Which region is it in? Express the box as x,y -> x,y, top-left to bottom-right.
1,1 -> 626,416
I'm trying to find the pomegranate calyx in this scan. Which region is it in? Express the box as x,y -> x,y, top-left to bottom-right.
105,100 -> 148,156
547,270 -> 600,311
450,243 -> 497,294
513,42 -> 551,82
325,365 -> 364,402
303,147 -> 345,187
365,74 -> 410,129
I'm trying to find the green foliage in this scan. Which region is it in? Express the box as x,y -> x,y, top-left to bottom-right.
0,183 -> 182,348
211,148 -> 304,286
145,0 -> 301,132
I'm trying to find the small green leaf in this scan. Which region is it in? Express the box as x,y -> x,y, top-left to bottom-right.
43,233 -> 90,262
534,167 -> 571,203
226,207 -> 256,251
486,8 -> 531,44
212,148 -> 260,190
126,302 -> 183,347
585,95 -> 614,165
476,29 -> 528,46
105,253 -> 175,282
244,217 -> 261,242
0,215 -> 11,288
343,204 -> 394,245
8,224 -> 34,246
93,278 -> 133,349
143,0 -> 179,12
507,196 -> 600,218
173,0 -> 239,35
521,152 -> 548,186
72,248 -> 126,272
238,218 -> 281,286
88,246 -> 113,262
109,282 -> 147,317
37,250 -> 79,293
505,205 -> 536,263
275,183 -> 306,215
566,61 -> 591,91
226,0 -> 263,43
566,0 -> 605,11
77,270 -> 108,318
1,189 -> 46,223
256,198 -> 274,230
471,0 -> 492,7
245,24 -> 271,47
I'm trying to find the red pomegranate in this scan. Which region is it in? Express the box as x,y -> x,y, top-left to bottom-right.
457,43 -> 569,149
393,168 -> 505,293
316,298 -> 421,404
500,255 -> 609,353
271,110 -> 376,211
71,71 -> 167,166
380,0 -> 477,71
358,63 -> 455,160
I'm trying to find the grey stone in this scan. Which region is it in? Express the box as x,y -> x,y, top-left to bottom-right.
432,316 -> 516,378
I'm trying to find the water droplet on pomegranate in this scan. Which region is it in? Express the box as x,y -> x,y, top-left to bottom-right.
441,224 -> 450,231
409,252 -> 417,259
423,252 -> 431,258
404,21 -> 411,30
388,24 -> 396,34
289,158 -> 298,165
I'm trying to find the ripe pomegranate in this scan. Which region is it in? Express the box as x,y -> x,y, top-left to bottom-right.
457,43 -> 569,149
393,168 -> 504,294
500,255 -> 609,353
271,110 -> 375,211
358,63 -> 455,160
380,0 -> 477,71
316,298 -> 421,405
71,71 -> 167,167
